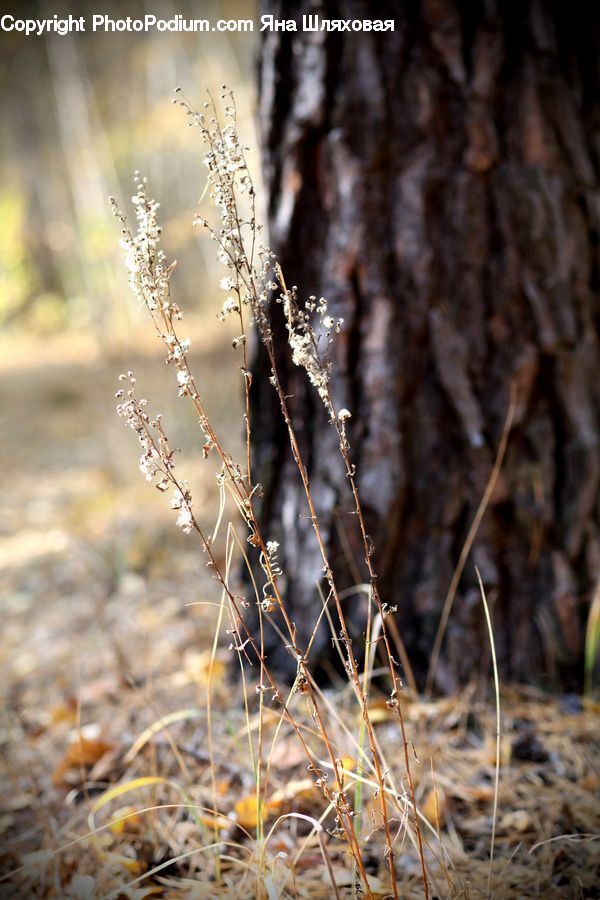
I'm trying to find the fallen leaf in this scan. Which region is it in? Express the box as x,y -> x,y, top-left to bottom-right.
216,778 -> 230,796
580,773 -> 598,790
98,849 -> 144,874
338,755 -> 356,773
269,737 -> 308,770
195,812 -> 228,832
50,698 -> 78,726
89,747 -> 122,782
499,809 -> 531,832
108,805 -> 142,835
234,792 -> 287,829
270,778 -> 317,806
367,701 -> 393,724
52,734 -> 114,787
234,794 -> 266,829
421,786 -> 447,828
187,650 -> 227,686
90,776 -> 173,822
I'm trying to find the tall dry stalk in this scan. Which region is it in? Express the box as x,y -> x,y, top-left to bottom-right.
112,88 -> 428,899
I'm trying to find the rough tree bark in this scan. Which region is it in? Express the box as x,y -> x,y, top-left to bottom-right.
250,0 -> 600,690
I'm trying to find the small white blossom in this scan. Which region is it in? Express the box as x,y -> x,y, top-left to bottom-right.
170,490 -> 183,510
171,338 -> 191,360
139,453 -> 158,481
221,298 -> 239,316
176,506 -> 193,533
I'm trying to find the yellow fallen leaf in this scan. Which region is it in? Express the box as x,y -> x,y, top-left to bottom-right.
98,849 -> 144,874
108,805 -> 142,835
485,735 -> 512,766
93,777 -> 169,814
187,650 -> 227,686
499,809 -> 531,833
216,778 -> 230,796
367,701 -> 393,724
236,779 -> 321,831
339,755 -> 356,773
52,735 -> 113,787
421,787 -> 446,829
196,812 -> 228,832
50,699 -> 77,726
234,793 -> 281,829
234,794 -> 262,829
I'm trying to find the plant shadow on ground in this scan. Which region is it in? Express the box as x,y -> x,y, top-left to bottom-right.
0,329 -> 599,898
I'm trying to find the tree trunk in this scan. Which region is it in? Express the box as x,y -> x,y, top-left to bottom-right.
251,0 -> 600,690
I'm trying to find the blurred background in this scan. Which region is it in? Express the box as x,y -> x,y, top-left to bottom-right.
1,0 -> 258,828
1,0 -> 257,336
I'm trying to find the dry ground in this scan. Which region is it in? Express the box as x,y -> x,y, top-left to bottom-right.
0,327 -> 598,898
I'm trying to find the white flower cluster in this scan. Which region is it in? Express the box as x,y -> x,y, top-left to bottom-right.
164,334 -> 191,361
178,89 -> 279,340
110,173 -> 173,315
174,91 -> 350,427
281,288 -> 344,414
116,372 -> 194,534
113,173 -> 199,407
218,275 -> 240,319
169,483 -> 194,533
182,87 -> 253,273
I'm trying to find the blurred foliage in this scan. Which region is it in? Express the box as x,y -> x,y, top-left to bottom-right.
0,0 -> 258,337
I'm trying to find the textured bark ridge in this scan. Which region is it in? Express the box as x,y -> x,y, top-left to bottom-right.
251,0 -> 600,689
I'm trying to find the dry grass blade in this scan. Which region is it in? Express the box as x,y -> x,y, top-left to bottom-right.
584,579 -> 600,696
124,712 -> 203,764
266,813 -> 342,900
427,383 -> 517,695
476,568 -> 501,899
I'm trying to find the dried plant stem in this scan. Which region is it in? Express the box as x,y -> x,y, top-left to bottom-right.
113,90 -> 430,897
133,398 -> 373,891
327,388 -> 429,900
210,170 -> 407,891
476,568 -> 501,899
253,334 -> 401,899
206,538 -> 230,886
122,333 -> 373,889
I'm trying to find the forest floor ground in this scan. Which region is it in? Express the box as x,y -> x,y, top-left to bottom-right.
0,327 -> 598,899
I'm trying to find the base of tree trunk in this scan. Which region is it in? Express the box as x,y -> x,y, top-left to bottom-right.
248,0 -> 600,691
